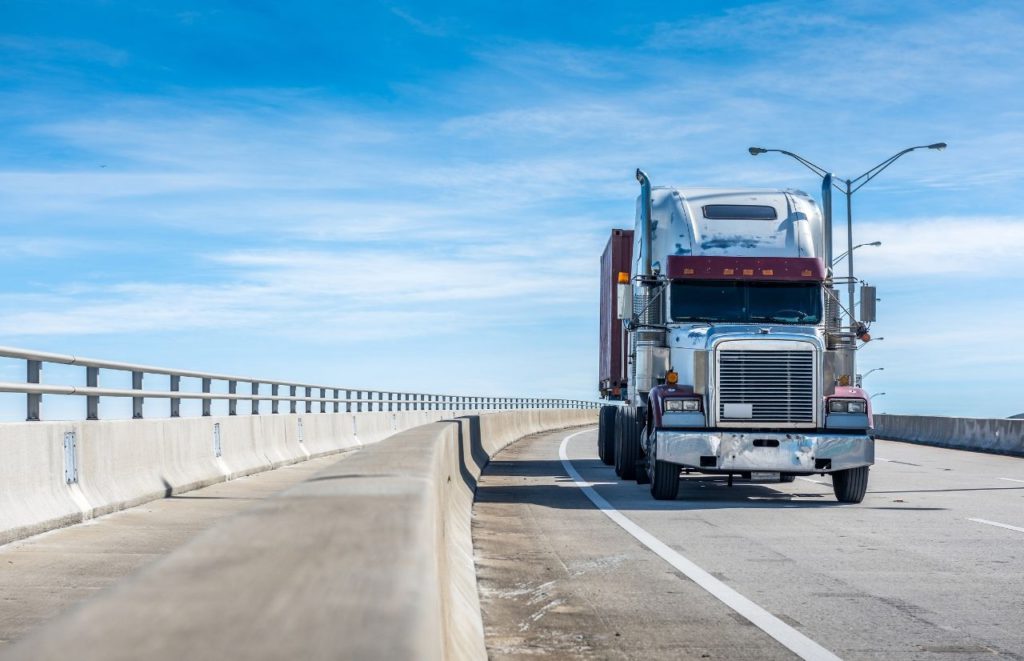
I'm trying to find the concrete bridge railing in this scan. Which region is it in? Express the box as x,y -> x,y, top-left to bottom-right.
874,413 -> 1024,457
0,344 -> 597,546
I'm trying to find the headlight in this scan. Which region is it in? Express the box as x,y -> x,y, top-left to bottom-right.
665,398 -> 701,412
829,398 -> 867,413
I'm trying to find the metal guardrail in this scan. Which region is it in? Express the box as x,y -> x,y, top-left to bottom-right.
0,345 -> 599,421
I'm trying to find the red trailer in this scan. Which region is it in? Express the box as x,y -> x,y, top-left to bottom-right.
599,229 -> 633,399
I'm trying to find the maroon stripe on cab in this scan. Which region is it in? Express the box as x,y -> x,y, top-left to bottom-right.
666,255 -> 826,282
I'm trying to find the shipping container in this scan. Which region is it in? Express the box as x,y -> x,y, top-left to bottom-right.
599,229 -> 633,399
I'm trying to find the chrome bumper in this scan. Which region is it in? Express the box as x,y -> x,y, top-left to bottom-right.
656,429 -> 873,473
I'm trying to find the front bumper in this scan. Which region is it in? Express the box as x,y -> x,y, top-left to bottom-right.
656,429 -> 873,473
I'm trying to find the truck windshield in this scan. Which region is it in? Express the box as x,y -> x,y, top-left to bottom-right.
670,281 -> 822,324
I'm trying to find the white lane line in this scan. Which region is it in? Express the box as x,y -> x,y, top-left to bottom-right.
969,518 -> 1024,534
558,429 -> 841,661
876,457 -> 892,462
999,477 -> 1024,484
796,477 -> 825,484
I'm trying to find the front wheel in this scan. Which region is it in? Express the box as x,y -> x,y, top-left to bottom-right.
648,437 -> 679,500
779,473 -> 796,483
597,405 -> 617,466
832,466 -> 869,503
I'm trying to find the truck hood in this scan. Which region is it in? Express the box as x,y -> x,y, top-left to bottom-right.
668,323 -> 822,351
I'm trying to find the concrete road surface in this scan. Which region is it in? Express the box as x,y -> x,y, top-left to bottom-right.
0,452 -> 351,646
473,428 -> 1024,660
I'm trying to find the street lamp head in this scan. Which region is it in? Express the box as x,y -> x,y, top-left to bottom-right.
748,147 -> 767,155
868,241 -> 882,247
927,142 -> 947,151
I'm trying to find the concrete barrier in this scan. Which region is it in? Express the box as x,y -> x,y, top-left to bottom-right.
874,413 -> 1024,457
0,409 -> 596,661
0,410 -> 456,546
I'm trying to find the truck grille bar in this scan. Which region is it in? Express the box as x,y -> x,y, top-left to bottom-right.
717,350 -> 815,424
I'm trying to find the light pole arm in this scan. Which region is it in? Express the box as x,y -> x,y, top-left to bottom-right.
773,150 -> 830,178
750,147 -> 846,193
849,145 -> 938,193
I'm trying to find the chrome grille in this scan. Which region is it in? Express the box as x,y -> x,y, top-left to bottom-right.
717,349 -> 815,424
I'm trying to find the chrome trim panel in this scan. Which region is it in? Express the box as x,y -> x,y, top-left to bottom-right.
656,429 -> 873,472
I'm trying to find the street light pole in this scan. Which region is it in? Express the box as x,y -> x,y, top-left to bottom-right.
749,143 -> 946,337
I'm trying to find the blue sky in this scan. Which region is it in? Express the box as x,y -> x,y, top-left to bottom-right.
1,0 -> 1023,419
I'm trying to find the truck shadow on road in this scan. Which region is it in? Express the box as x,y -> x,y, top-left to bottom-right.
476,458 -> 947,512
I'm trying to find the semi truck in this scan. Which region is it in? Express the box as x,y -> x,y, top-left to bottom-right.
598,169 -> 875,502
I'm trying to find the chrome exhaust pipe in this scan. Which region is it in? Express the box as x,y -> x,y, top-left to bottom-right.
636,169 -> 653,278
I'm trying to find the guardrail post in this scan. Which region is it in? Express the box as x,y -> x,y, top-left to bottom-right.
170,375 -> 181,418
356,390 -> 362,413
305,387 -> 312,414
290,386 -> 297,414
376,391 -> 382,412
345,389 -> 352,413
132,371 -> 144,419
251,382 -> 260,415
202,378 -> 212,416
86,366 -> 99,420
228,380 -> 237,416
334,389 -> 340,413
26,359 -> 42,421
272,384 -> 279,414
320,388 -> 327,414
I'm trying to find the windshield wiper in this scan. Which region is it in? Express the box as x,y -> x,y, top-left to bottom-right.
755,310 -> 813,323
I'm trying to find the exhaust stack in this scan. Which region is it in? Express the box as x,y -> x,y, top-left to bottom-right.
636,169 -> 653,278
821,173 -> 833,271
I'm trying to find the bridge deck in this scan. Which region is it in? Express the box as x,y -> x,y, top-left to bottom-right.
0,452 -> 352,647
474,429 -> 1024,659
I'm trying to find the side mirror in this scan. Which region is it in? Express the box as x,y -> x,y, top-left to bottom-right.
860,285 -> 877,322
616,283 -> 633,320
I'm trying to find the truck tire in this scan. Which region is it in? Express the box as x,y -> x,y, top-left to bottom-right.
648,437 -> 679,500
779,473 -> 796,483
597,405 -> 617,466
634,423 -> 651,485
614,407 -> 639,481
832,466 -> 869,503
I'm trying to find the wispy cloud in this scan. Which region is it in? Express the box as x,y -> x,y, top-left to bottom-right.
853,217 -> 1024,277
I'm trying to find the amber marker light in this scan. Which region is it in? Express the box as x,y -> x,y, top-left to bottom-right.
617,271 -> 629,283
723,268 -> 734,275
742,269 -> 754,276
666,370 -> 679,385
801,269 -> 812,277
762,269 -> 774,276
